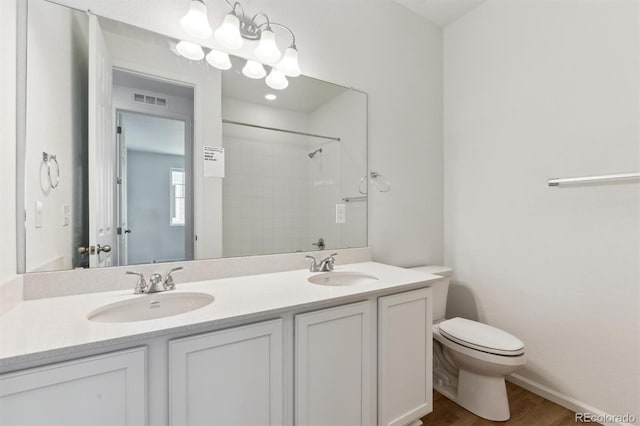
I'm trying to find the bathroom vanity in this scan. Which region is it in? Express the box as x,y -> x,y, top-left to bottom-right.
0,262 -> 439,426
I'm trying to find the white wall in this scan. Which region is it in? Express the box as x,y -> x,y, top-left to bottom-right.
0,0 -> 17,282
308,90 -> 368,251
24,0 -> 88,272
49,0 -> 445,266
444,0 -> 639,419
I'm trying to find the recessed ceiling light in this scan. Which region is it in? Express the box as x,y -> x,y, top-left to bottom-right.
265,94 -> 277,101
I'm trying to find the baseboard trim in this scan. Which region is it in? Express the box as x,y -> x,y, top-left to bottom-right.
507,374 -> 636,426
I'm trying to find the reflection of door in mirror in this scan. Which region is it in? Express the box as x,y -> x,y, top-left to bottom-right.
116,110 -> 193,266
88,14 -> 114,268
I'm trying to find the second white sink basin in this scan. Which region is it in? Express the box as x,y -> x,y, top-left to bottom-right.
87,292 -> 214,323
308,271 -> 380,287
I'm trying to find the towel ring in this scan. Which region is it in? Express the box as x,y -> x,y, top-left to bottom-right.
43,152 -> 60,189
358,171 -> 391,195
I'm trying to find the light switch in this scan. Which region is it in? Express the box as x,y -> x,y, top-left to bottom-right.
62,204 -> 70,226
336,203 -> 346,224
35,201 -> 43,228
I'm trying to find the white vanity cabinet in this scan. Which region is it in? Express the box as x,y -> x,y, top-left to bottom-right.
295,301 -> 376,426
169,319 -> 284,426
0,347 -> 147,426
378,288 -> 433,426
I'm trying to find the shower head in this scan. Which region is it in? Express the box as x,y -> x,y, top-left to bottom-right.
308,148 -> 323,158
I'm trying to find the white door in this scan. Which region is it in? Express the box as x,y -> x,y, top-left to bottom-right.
88,14 -> 115,267
378,288 -> 433,426
169,319 -> 284,425
295,301 -> 376,426
0,348 -> 147,426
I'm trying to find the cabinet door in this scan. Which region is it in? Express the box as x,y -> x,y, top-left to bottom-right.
0,347 -> 147,426
378,288 -> 432,426
169,319 -> 284,426
295,301 -> 375,426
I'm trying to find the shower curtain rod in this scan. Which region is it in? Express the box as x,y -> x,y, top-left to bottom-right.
222,119 -> 341,142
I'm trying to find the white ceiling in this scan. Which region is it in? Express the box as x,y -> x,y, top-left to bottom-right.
222,59 -> 348,113
391,0 -> 486,27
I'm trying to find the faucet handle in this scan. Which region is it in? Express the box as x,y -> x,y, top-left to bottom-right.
319,253 -> 338,271
305,255 -> 319,272
126,271 -> 147,294
164,267 -> 183,290
322,253 -> 338,262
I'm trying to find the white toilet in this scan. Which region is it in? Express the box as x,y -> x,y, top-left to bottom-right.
411,266 -> 526,421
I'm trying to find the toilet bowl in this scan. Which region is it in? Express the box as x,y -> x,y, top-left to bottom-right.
411,266 -> 526,421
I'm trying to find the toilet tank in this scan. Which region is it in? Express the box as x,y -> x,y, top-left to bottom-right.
410,266 -> 452,322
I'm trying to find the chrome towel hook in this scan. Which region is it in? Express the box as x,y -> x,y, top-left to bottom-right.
42,152 -> 60,189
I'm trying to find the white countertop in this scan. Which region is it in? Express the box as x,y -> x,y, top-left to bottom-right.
0,262 -> 439,370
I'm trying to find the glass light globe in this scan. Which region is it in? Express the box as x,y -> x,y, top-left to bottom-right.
214,14 -> 244,50
206,49 -> 232,70
180,0 -> 213,39
277,46 -> 301,77
265,68 -> 289,90
176,40 -> 205,61
255,29 -> 281,65
242,60 -> 267,79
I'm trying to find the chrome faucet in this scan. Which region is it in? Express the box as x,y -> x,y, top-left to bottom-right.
163,267 -> 183,290
311,237 -> 325,250
126,267 -> 183,294
127,271 -> 147,294
305,253 -> 337,272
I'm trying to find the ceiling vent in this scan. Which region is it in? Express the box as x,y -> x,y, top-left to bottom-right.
133,92 -> 168,108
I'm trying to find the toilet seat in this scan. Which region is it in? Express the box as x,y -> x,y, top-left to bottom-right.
438,318 -> 525,356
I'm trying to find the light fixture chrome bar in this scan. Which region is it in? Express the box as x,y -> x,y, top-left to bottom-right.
547,172 -> 640,187
222,119 -> 340,142
342,196 -> 367,202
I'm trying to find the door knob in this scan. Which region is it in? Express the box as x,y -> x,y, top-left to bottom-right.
97,244 -> 111,253
78,246 -> 90,255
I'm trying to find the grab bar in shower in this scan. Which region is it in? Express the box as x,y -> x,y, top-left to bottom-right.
547,172 -> 640,187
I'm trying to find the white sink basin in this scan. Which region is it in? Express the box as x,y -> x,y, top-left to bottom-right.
87,292 -> 214,323
308,271 -> 380,287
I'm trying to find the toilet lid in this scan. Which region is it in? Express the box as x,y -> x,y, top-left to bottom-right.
438,317 -> 525,356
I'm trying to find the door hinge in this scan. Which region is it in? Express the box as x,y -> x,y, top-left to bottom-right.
117,126 -> 122,134
116,177 -> 122,184
117,227 -> 122,235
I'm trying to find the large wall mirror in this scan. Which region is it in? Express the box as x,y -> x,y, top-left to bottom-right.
18,0 -> 368,273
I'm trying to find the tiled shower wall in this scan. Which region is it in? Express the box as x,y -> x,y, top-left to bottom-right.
223,133 -> 311,256
222,94 -> 366,258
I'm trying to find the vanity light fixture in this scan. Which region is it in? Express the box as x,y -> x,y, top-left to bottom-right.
178,0 -> 301,89
265,68 -> 288,90
242,60 -> 267,79
264,94 -> 277,101
214,13 -> 244,49
278,46 -> 302,77
176,40 -> 205,61
206,49 -> 232,70
180,0 -> 213,39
